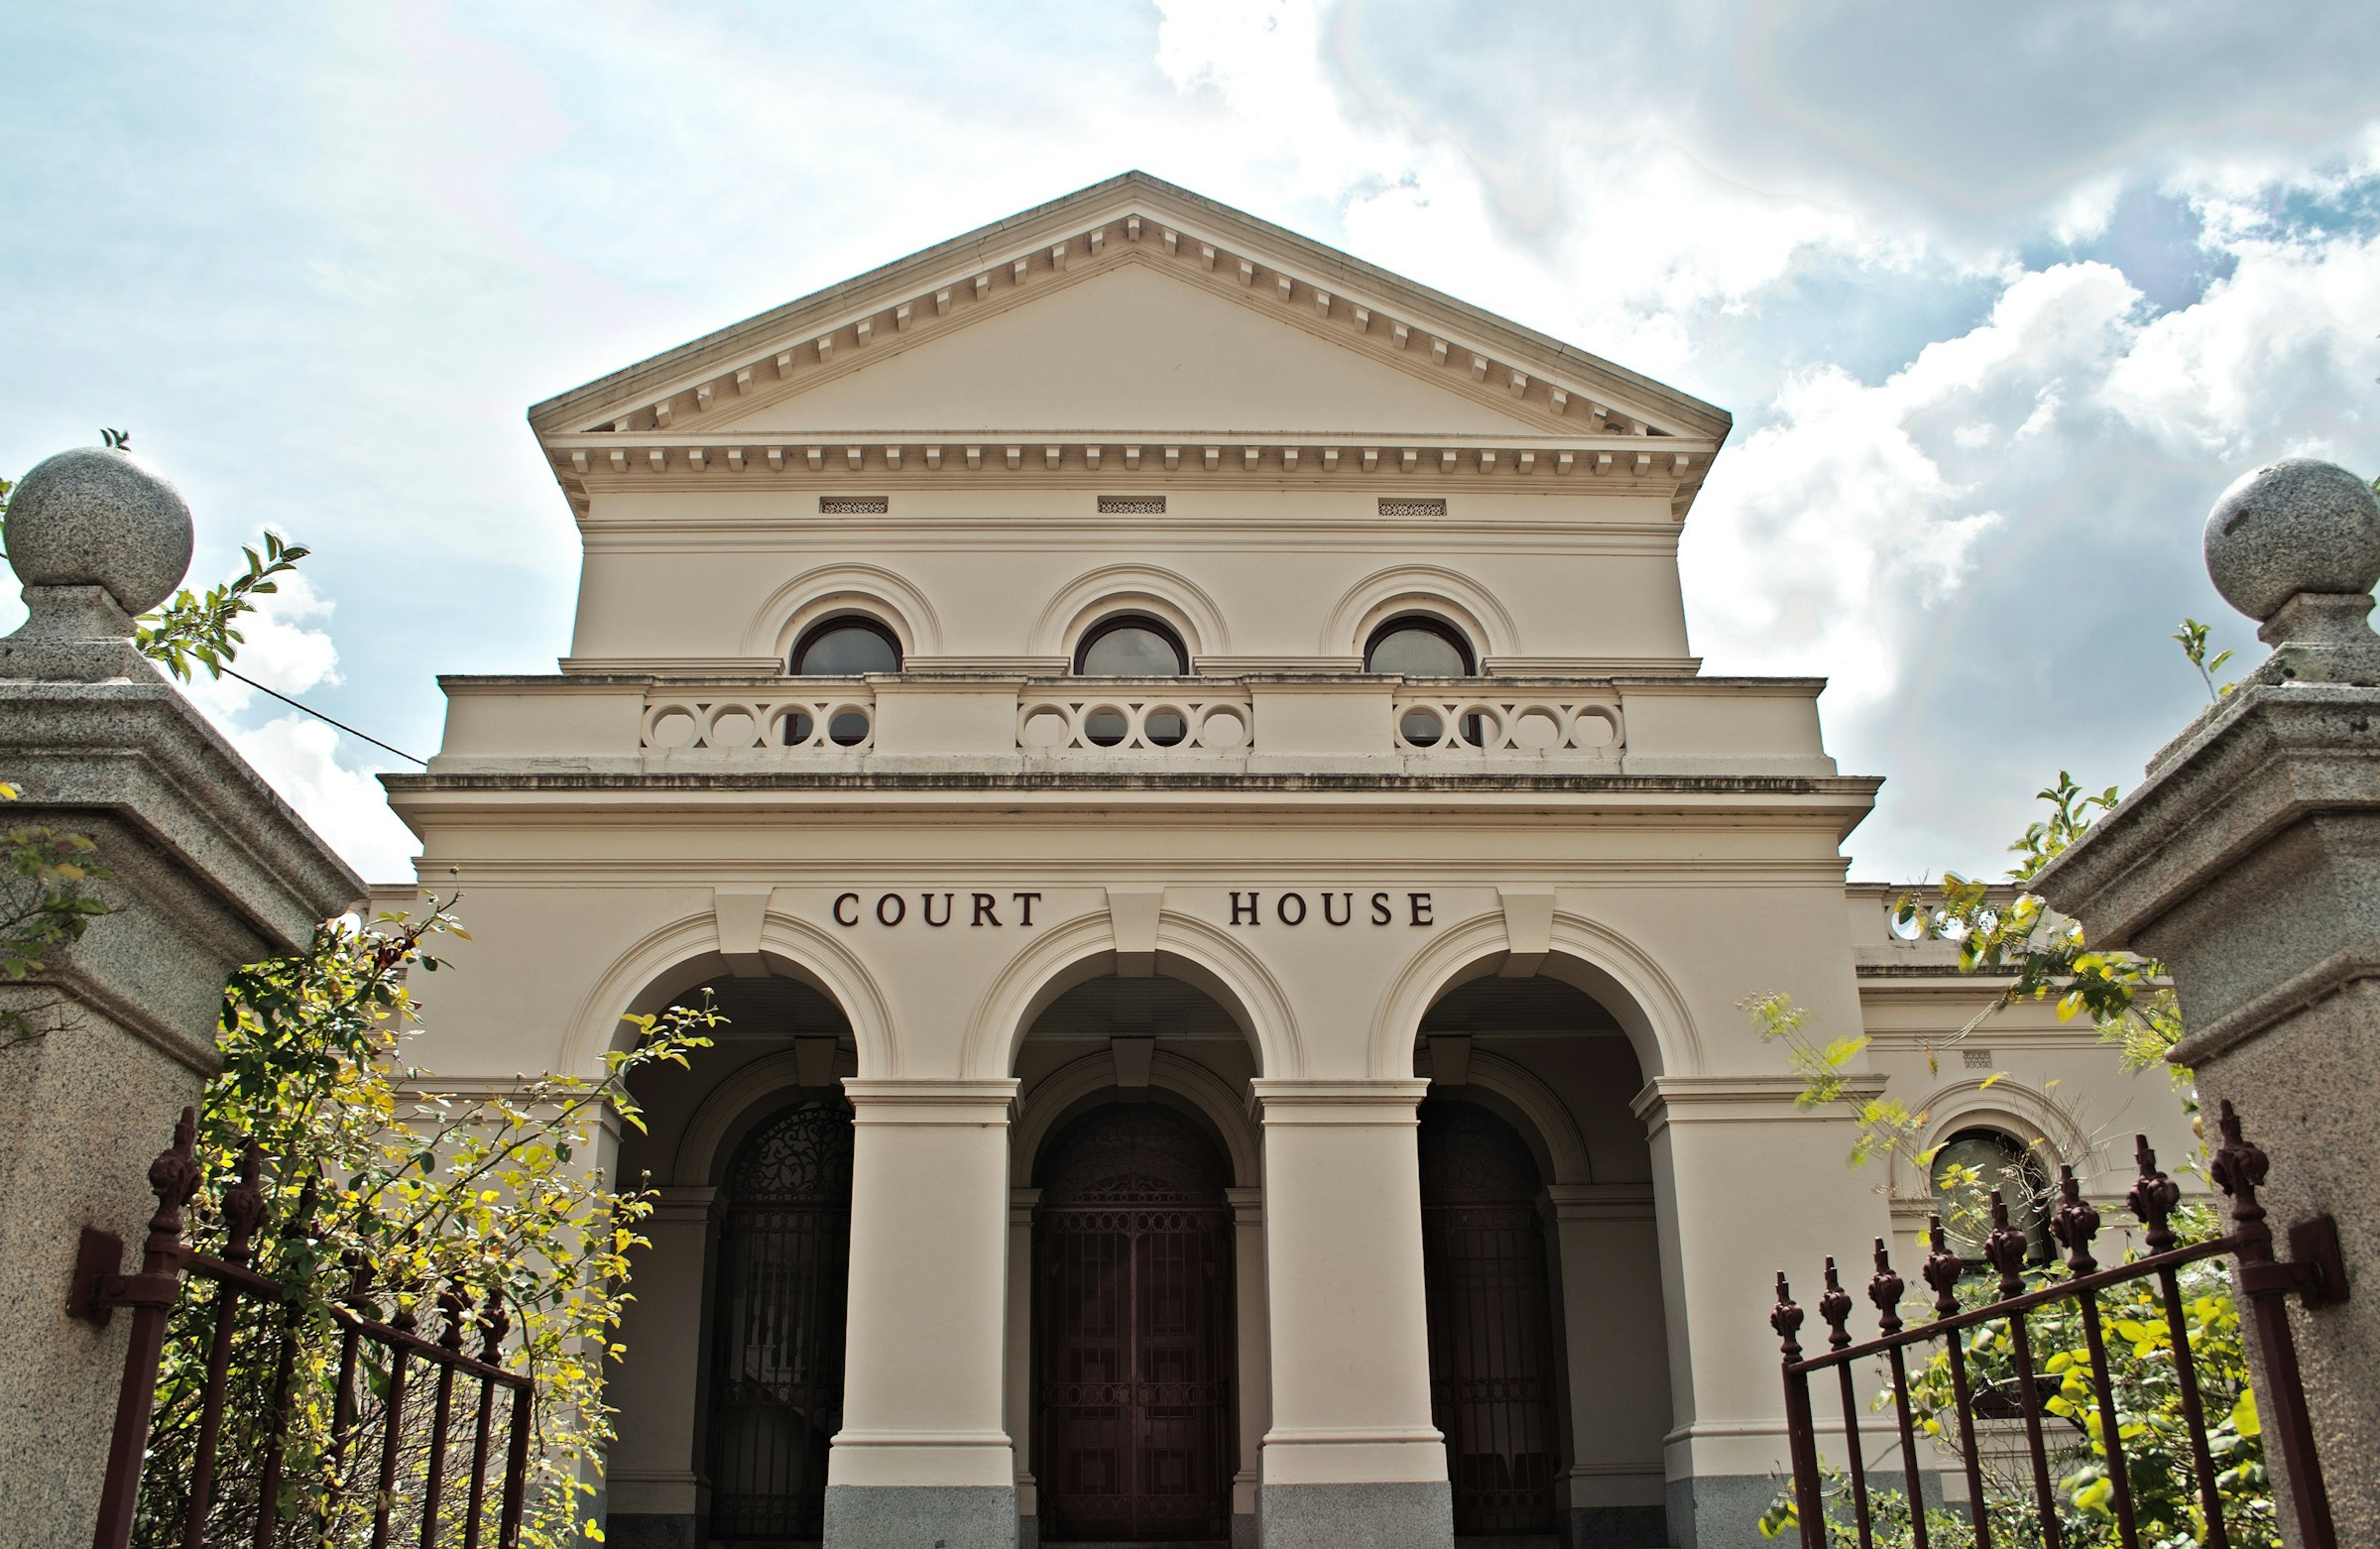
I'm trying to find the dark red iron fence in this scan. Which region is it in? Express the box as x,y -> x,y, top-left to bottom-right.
68,1109 -> 536,1549
1770,1101 -> 2347,1549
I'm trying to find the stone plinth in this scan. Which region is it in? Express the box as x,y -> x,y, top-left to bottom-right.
0,445 -> 362,1548
2033,458 -> 2380,1546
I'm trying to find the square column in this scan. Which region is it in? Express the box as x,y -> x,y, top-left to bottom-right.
1227,1185 -> 1270,1549
1006,1187 -> 1040,1548
1542,1183 -> 1670,1548
827,1080 -> 1019,1549
608,1186 -> 721,1548
1250,1079 -> 1452,1549
1630,1076 -> 1900,1549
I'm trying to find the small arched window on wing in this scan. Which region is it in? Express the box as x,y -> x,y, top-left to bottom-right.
1369,616 -> 1481,748
789,617 -> 900,746
1074,615 -> 1191,748
1930,1127 -> 2055,1263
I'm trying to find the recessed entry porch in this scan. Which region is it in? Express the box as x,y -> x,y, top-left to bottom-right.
603,965 -> 1673,1549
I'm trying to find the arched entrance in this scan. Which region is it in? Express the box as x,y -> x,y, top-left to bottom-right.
1418,1098 -> 1562,1538
707,1097 -> 855,1544
1034,1104 -> 1235,1544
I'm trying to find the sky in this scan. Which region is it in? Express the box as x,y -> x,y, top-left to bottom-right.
2,1 -> 2377,886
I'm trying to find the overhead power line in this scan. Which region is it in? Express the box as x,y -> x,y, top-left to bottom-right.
219,665 -> 428,767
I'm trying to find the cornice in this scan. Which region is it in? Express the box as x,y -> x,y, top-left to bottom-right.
530,172 -> 1729,443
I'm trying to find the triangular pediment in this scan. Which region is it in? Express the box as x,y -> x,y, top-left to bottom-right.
532,173 -> 1731,448
704,261 -> 1551,437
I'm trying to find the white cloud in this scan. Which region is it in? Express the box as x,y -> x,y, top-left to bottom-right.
217,714 -> 417,886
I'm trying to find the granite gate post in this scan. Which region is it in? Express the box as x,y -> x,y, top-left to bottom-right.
2032,458 -> 2380,1546
0,444 -> 361,1547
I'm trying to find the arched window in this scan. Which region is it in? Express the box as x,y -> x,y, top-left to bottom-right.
1366,615 -> 1476,676
791,616 -> 902,676
1075,614 -> 1188,676
1931,1127 -> 2054,1261
789,618 -> 898,747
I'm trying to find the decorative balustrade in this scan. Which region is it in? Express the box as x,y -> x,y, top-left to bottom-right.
642,682 -> 875,752
1016,688 -> 1253,753
1391,694 -> 1621,756
632,680 -> 1629,761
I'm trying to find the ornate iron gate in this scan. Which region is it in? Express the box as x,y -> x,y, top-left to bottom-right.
1036,1105 -> 1235,1543
709,1100 -> 855,1544
1419,1099 -> 1563,1537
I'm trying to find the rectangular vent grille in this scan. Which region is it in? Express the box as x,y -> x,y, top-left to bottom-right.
1962,1048 -> 1994,1070
819,496 -> 890,514
1098,496 -> 1167,514
1379,498 -> 1448,517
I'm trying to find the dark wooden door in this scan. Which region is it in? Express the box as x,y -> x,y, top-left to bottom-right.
1036,1105 -> 1234,1543
709,1100 -> 854,1544
1418,1100 -> 1562,1536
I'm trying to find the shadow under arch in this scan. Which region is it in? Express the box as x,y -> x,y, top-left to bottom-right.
963,907 -> 1301,1078
667,1043 -> 864,1189
1368,909 -> 1703,1082
1435,1047 -> 1594,1186
562,909 -> 897,1079
1324,563 -> 1520,660
1012,1048 -> 1261,1189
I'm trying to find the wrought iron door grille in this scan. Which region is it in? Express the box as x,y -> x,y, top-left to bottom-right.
1419,1102 -> 1563,1537
1036,1107 -> 1235,1543
710,1101 -> 854,1544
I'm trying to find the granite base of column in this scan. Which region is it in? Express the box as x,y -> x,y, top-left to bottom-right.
823,1484 -> 1018,1548
1257,1481 -> 1452,1548
601,1513 -> 698,1549
1568,1501 -> 1670,1547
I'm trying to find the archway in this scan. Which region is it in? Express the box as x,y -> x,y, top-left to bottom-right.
1034,1105 -> 1236,1545
607,972 -> 859,1549
1418,1099 -> 1562,1536
1013,974 -> 1255,1546
708,1097 -> 854,1543
1414,974 -> 1673,1548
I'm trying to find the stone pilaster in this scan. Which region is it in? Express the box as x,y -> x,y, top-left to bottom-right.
1250,1078 -> 1452,1549
826,1079 -> 1019,1549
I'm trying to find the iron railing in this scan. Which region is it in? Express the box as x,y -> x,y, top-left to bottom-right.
1770,1100 -> 2347,1549
69,1109 -> 536,1549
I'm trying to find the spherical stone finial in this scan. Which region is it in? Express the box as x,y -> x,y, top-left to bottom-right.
5,444 -> 195,617
2203,458 -> 2380,625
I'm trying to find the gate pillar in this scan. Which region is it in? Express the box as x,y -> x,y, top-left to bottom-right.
0,445 -> 359,1546
826,1078 -> 1020,1549
2034,459 -> 2380,1547
1250,1078 -> 1453,1549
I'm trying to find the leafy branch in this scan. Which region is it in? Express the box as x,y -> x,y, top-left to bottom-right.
2174,617 -> 2236,702
135,531 -> 310,682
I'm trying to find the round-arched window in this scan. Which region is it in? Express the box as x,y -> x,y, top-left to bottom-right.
1075,614 -> 1188,676
1931,1127 -> 2054,1261
792,617 -> 901,676
1366,616 -> 1476,676
789,618 -> 898,747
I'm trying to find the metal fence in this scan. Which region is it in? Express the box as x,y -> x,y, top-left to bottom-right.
68,1109 -> 536,1549
1769,1100 -> 2346,1549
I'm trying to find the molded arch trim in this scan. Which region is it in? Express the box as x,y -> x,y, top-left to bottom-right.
563,909 -> 896,1079
963,907 -> 1301,1078
1030,563 -> 1231,662
1325,564 -> 1518,662
1371,908 -> 1703,1081
1012,1049 -> 1261,1189
745,562 -> 943,661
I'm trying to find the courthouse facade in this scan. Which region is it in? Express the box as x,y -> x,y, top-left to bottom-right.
381,175 -> 2193,1549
